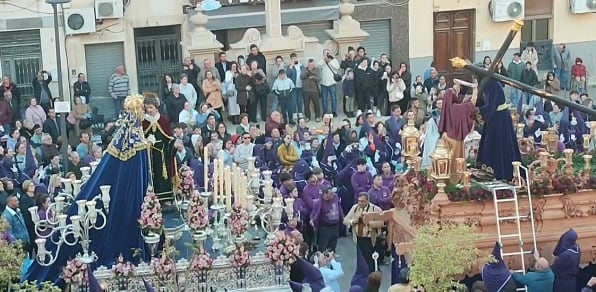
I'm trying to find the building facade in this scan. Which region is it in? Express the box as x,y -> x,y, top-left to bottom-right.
408,0 -> 596,84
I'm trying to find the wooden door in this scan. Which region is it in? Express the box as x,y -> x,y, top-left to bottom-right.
433,10 -> 474,85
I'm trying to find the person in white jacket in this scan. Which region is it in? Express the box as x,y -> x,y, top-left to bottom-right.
222,63 -> 240,124
179,73 -> 198,109
319,49 -> 341,116
386,72 -> 406,112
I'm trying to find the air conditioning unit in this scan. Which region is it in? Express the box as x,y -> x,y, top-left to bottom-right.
570,0 -> 596,14
95,0 -> 124,19
64,8 -> 96,35
489,0 -> 525,22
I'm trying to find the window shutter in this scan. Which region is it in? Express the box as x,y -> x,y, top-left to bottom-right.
524,0 -> 553,20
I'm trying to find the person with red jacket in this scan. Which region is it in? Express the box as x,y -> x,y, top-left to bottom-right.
571,57 -> 588,93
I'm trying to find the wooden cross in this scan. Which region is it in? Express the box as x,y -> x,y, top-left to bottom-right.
450,19 -> 596,118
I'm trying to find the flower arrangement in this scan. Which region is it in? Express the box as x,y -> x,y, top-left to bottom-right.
265,231 -> 300,267
112,254 -> 136,278
63,258 -> 88,285
139,187 -> 164,234
187,192 -> 209,231
229,204 -> 249,236
150,252 -> 176,280
179,165 -> 195,199
228,244 -> 251,271
189,246 -> 213,272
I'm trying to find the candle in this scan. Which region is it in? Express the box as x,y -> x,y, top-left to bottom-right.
218,159 -> 225,203
213,159 -> 219,202
512,161 -> 521,179
241,174 -> 248,208
225,167 -> 232,210
204,147 -> 209,192
455,158 -> 465,173
77,200 -> 87,217
58,214 -> 67,227
285,197 -> 295,218
70,215 -> 81,235
232,163 -> 238,198
35,238 -> 46,256
583,134 -> 591,150
28,206 -> 39,224
564,149 -> 574,165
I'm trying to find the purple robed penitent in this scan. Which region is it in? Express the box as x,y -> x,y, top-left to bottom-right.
293,159 -> 311,192
302,182 -> 322,212
382,173 -> 394,192
188,159 -> 204,192
368,185 -> 392,210
481,242 -> 512,292
310,196 -> 343,230
351,247 -> 370,289
477,79 -> 521,180
552,228 -> 581,292
351,171 -> 373,200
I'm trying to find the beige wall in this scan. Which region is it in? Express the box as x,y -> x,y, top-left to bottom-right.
551,0 -> 596,43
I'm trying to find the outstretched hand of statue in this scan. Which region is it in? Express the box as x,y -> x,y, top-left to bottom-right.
147,134 -> 157,146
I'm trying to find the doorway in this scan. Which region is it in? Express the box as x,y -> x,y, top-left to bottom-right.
433,9 -> 475,84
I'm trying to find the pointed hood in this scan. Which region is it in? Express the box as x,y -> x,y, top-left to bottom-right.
349,286 -> 364,292
143,277 -> 155,292
554,228 -> 579,256
87,268 -> 103,292
351,247 -> 370,289
293,160 -> 311,181
481,242 -> 512,292
288,258 -> 326,292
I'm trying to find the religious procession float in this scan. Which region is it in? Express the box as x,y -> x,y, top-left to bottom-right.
12,96 -> 297,292
375,20 -> 596,278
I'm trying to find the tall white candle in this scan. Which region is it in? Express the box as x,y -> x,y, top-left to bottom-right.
225,167 -> 232,210
218,158 -> 225,203
213,159 -> 219,203
204,147 -> 209,192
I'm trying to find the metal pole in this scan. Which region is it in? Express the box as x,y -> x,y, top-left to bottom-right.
450,57 -> 596,118
51,3 -> 70,172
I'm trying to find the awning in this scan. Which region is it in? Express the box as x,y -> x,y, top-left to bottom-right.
189,0 -> 339,31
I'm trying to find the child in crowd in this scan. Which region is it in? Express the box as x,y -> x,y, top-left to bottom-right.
571,57 -> 587,93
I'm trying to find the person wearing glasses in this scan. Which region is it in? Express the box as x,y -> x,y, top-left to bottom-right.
233,133 -> 255,170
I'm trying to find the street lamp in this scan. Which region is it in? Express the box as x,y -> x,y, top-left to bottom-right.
46,0 -> 71,172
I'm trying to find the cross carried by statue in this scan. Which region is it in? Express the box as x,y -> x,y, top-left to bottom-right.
450,20 -> 596,118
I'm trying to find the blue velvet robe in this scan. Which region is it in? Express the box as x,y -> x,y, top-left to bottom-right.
477,79 -> 521,180
552,229 -> 581,292
26,112 -> 151,286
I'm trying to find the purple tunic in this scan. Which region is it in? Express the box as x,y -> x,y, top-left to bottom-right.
368,185 -> 393,210
310,195 -> 344,229
279,185 -> 290,198
301,182 -> 322,211
382,174 -> 394,191
351,171 -> 373,200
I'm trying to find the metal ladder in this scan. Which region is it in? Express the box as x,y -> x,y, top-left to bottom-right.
479,166 -> 537,291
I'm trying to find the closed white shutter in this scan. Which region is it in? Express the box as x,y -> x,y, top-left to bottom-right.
85,42 -> 125,119
360,20 -> 391,61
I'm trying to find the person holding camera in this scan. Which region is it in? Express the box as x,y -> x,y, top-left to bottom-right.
32,70 -> 54,114
301,59 -> 322,122
319,49 -> 340,117
343,192 -> 384,272
313,250 -> 344,292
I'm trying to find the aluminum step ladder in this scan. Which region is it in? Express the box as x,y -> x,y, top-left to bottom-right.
479,164 -> 537,292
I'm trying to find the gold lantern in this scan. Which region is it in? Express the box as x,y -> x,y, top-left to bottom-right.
401,120 -> 421,159
430,138 -> 453,181
544,128 -> 558,153
516,123 -> 525,139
